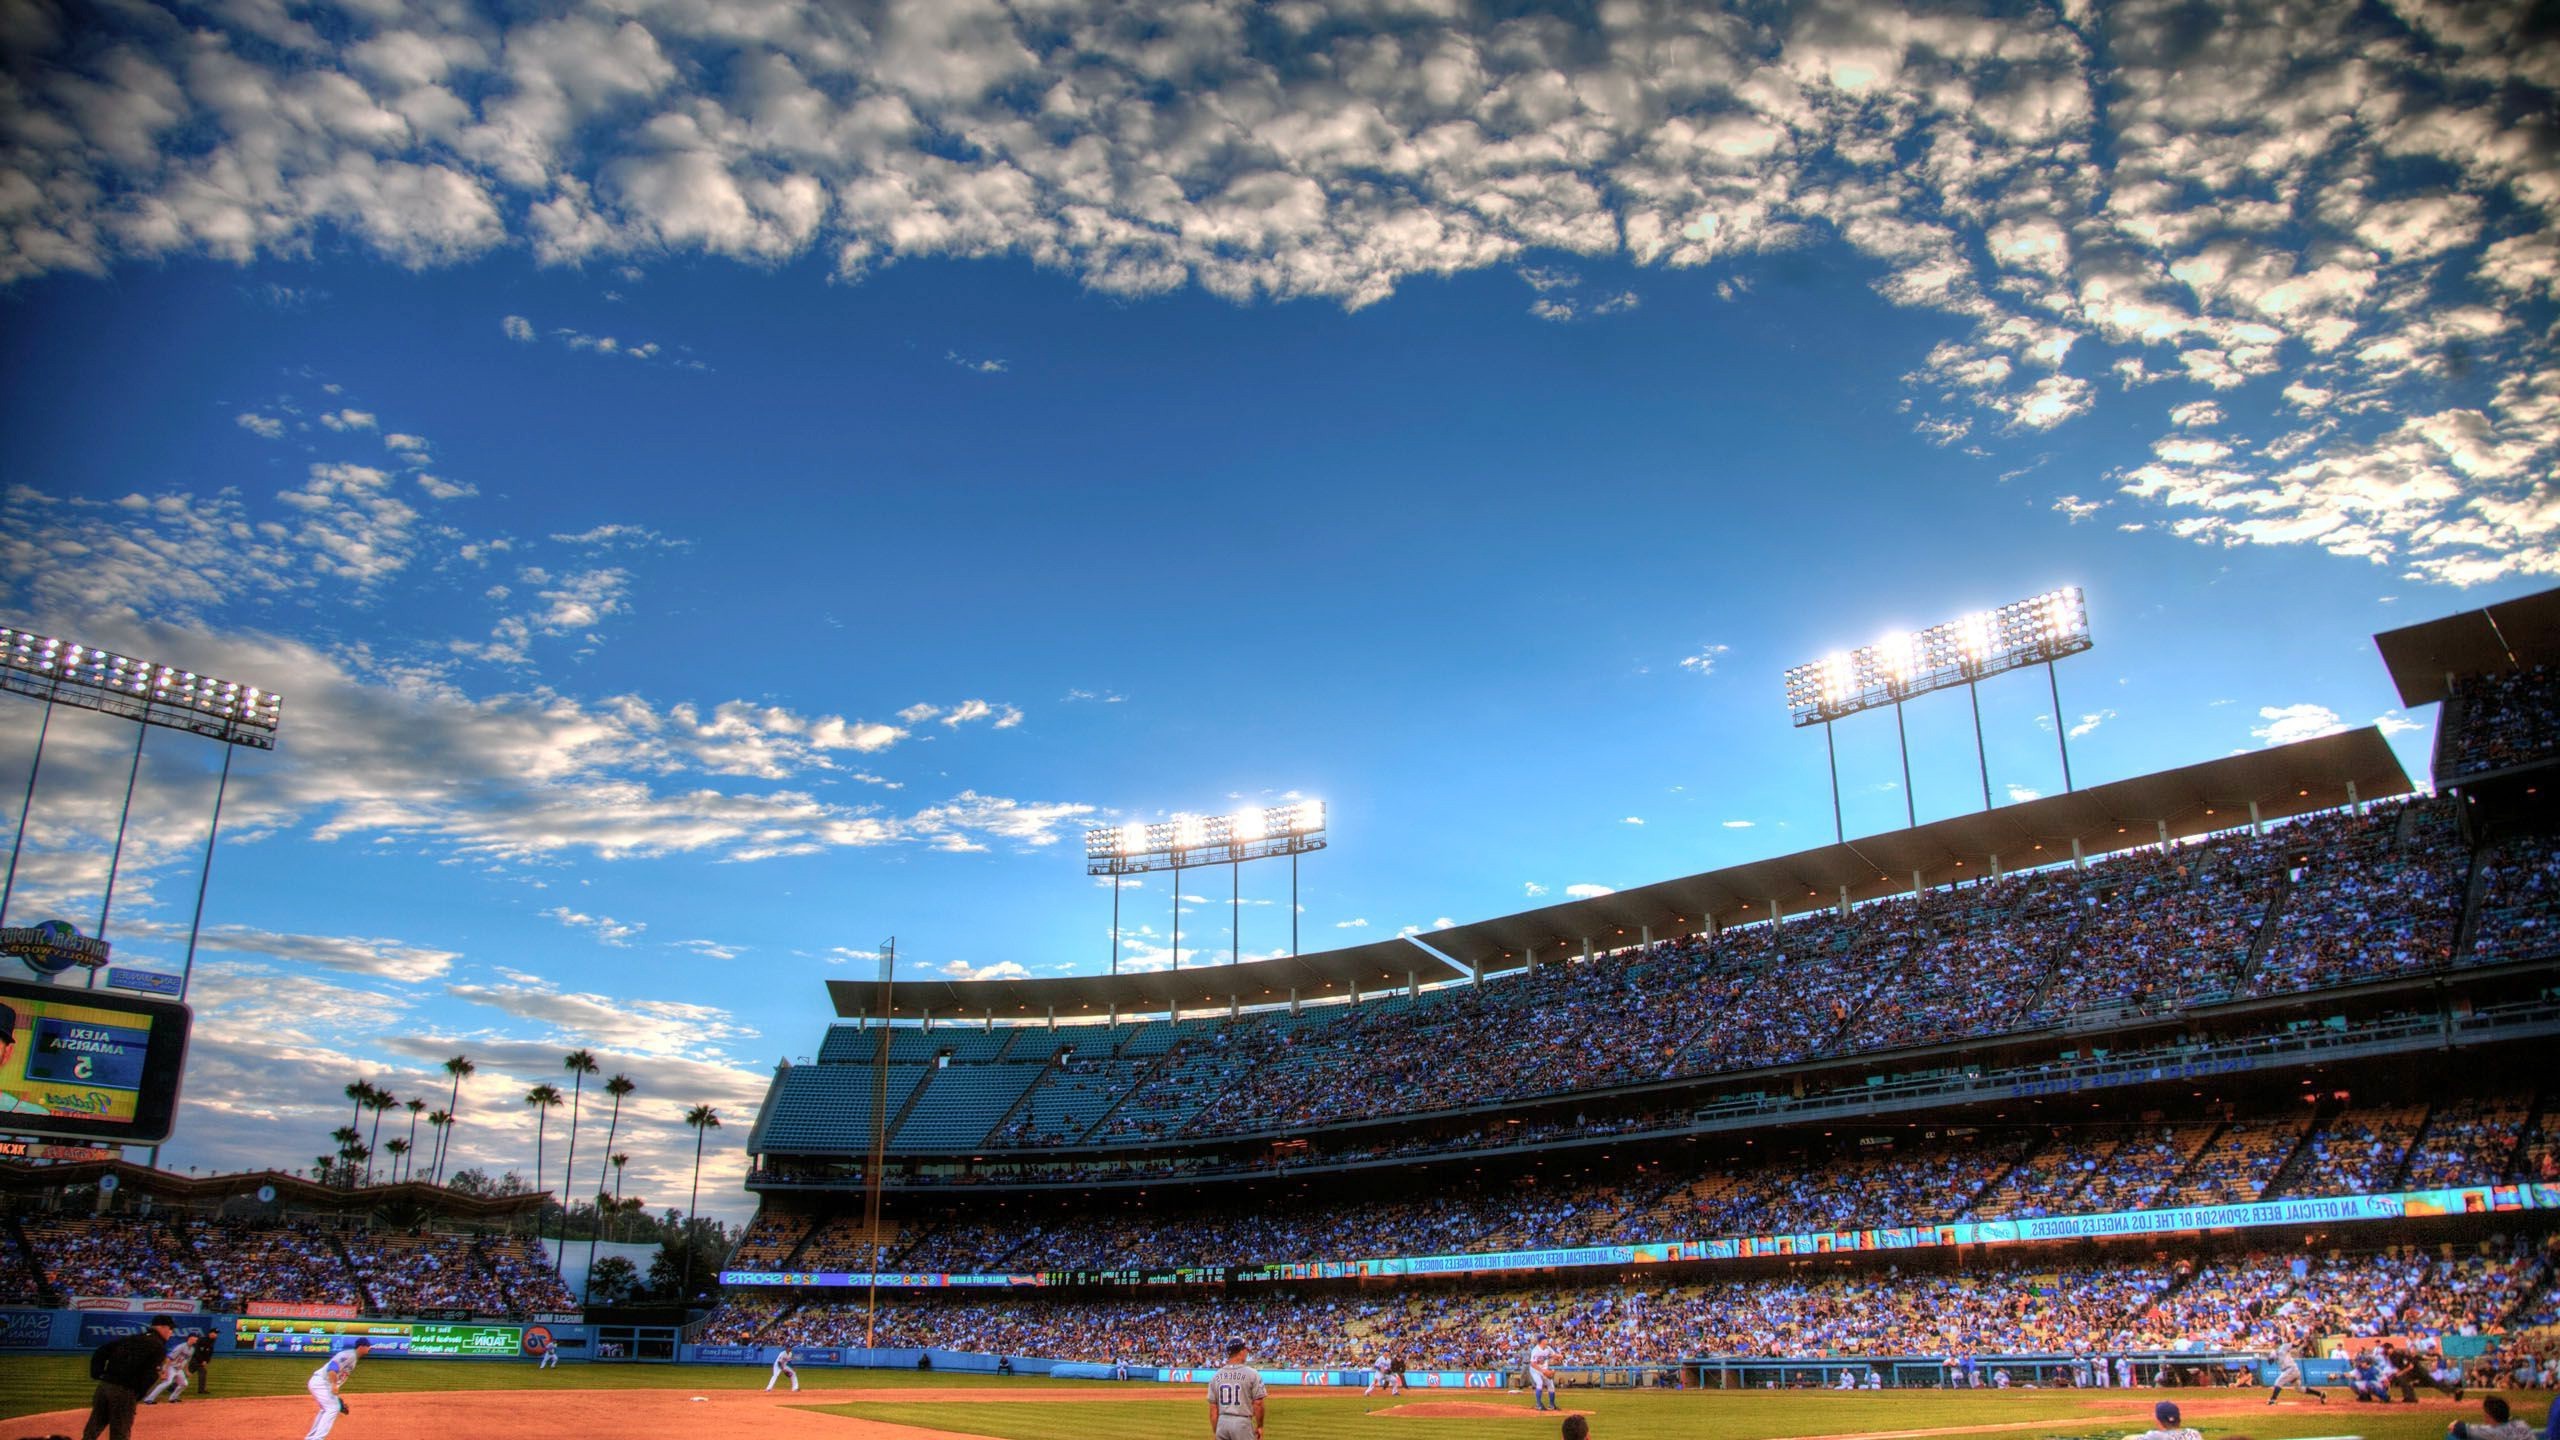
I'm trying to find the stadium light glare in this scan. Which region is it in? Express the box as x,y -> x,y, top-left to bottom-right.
0,626 -> 282,748
1084,797 -> 1330,975
1781,587 -> 2090,728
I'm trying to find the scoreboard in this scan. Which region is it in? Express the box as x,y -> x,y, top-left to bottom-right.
236,1317 -> 523,1357
1040,1266 -> 1226,1287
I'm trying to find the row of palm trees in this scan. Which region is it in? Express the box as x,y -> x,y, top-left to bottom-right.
328,1049 -> 725,1293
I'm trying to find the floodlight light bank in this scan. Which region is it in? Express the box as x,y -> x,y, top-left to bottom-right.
1781,588 -> 2094,841
1081,800 -> 1328,975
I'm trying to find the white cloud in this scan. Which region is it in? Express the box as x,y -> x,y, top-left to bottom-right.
0,0 -> 2550,585
672,938 -> 742,961
2005,784 -> 2043,802
1334,918 -> 1368,929
1721,819 -> 1755,829
236,413 -> 285,439
938,958 -> 1031,981
1564,883 -> 1615,899
544,905 -> 644,946
1621,816 -> 1645,826
2252,703 -> 2349,747
2068,708 -> 2116,739
384,432 -> 429,453
939,699 -> 1022,729
319,409 -> 378,432
1061,688 -> 1125,704
551,524 -> 686,550
1522,882 -> 1549,898
1678,643 -> 1730,676
945,350 -> 1008,374
119,919 -> 458,983
2052,494 -> 2104,524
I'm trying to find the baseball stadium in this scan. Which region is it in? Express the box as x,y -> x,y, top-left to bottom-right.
0,587 -> 2553,1440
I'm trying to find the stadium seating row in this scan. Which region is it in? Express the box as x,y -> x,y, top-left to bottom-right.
701,1232 -> 2560,1367
0,1217 -> 574,1313
778,803 -> 2555,1156
729,1090 -> 2555,1276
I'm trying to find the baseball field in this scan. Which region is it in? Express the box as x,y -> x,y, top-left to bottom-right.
0,1357 -> 2539,1440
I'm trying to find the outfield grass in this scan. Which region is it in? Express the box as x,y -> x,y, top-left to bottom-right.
814,1387 -> 2558,1440
0,1353 -> 1066,1420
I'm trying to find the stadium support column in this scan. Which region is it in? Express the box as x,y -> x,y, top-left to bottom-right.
1824,720 -> 1844,844
2071,836 -> 2086,871
0,697 -> 51,930
1231,858 -> 1239,967
1837,884 -> 1850,918
176,746 -> 234,1003
1581,937 -> 1592,962
1640,925 -> 1652,947
1288,987 -> 1299,1017
2047,659 -> 2076,792
2157,820 -> 2170,851
1968,677 -> 1992,812
2347,779 -> 2361,814
1911,870 -> 1923,896
90,724 -> 149,981
1893,697 -> 1916,828
2249,800 -> 2263,836
1290,850 -> 1299,957
1407,971 -> 1418,999
1110,872 -> 1121,977
862,940 -> 894,1354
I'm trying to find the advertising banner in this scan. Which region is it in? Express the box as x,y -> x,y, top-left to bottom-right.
79,1313 -> 218,1347
717,1270 -> 1040,1288
247,1302 -> 362,1320
694,1344 -> 757,1363
71,1296 -> 201,1313
0,1311 -> 56,1348
235,1317 -> 524,1358
1156,1367 -> 1502,1388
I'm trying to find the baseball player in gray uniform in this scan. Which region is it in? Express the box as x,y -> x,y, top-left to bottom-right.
1208,1339 -> 1266,1440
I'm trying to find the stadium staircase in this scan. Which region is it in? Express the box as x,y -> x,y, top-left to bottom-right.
2224,871 -> 2295,995
1075,1044 -> 1183,1142
978,1046 -> 1063,1143
2452,849 -> 2498,962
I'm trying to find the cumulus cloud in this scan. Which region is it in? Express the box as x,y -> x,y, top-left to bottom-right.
938,958 -> 1031,981
544,906 -> 644,946
236,413 -> 285,439
1523,882 -> 1549,898
1564,883 -> 1616,899
1721,819 -> 1755,828
1622,816 -> 1645,825
1334,918 -> 1369,928
2252,703 -> 2348,747
1678,643 -> 1730,676
0,0 -> 2553,583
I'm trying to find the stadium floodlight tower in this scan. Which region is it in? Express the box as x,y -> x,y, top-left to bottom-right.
0,625 -> 282,999
1083,799 -> 1326,975
1782,588 -> 2092,841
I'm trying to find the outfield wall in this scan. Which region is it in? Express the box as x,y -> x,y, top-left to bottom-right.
0,1308 -> 600,1360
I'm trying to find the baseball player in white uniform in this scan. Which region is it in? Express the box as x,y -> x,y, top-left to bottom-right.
1528,1337 -> 1561,1411
1209,1340 -> 1265,1440
767,1346 -> 799,1392
141,1332 -> 193,1404
304,1339 -> 369,1440
2268,1341 -> 2327,1405
1365,1351 -> 1387,1395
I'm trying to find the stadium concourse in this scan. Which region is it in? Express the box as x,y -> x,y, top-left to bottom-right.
697,600 -> 2560,1383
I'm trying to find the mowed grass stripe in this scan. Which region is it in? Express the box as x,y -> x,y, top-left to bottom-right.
0,1354 -> 1064,1420
814,1389 -> 2541,1440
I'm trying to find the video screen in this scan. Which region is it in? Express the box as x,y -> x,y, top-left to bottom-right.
0,977 -> 190,1144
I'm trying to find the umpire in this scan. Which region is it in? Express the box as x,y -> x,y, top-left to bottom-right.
82,1314 -> 172,1440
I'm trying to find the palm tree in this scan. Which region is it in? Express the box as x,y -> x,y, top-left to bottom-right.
385,1136 -> 410,1182
525,1084 -> 564,1200
363,1086 -> 396,1185
434,1054 -> 475,1183
329,1127 -> 363,1188
343,1080 -> 370,1140
555,1049 -> 600,1275
609,1152 -> 630,1233
426,1110 -> 451,1184
582,1073 -> 636,1300
682,1104 -> 721,1297
403,1096 -> 425,1168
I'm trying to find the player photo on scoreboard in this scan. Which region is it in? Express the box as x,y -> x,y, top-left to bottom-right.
0,991 -> 150,1121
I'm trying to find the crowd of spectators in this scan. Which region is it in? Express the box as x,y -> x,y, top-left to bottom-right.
2442,667 -> 2559,779
869,799 -> 2490,1153
743,1094 -> 2546,1278
709,1236 -> 2559,1369
20,1216 -> 206,1300
185,1222 -> 362,1308
2473,832 -> 2560,965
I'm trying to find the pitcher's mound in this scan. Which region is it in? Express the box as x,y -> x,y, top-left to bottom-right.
1375,1401 -> 1594,1418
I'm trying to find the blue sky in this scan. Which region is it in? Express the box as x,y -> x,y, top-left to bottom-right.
0,0 -> 2554,1218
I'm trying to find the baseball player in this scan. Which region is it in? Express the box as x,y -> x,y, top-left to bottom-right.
533,1330 -> 559,1370
2115,1354 -> 2136,1389
1529,1336 -> 1561,1412
304,1338 -> 369,1440
2268,1339 -> 2328,1405
140,1331 -> 193,1404
2127,1400 -> 2203,1440
1365,1351 -> 1387,1396
1386,1352 -> 1406,1396
2350,1349 -> 2391,1402
767,1346 -> 799,1392
1209,1339 -> 1265,1440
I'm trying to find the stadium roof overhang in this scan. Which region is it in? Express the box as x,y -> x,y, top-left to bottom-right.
829,728 -> 2411,1022
0,1161 -> 551,1216
829,945 -> 1471,1022
2372,585 -> 2560,707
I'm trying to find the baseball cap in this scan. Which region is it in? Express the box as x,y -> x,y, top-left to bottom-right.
1227,1340 -> 1247,1358
2155,1401 -> 2181,1426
